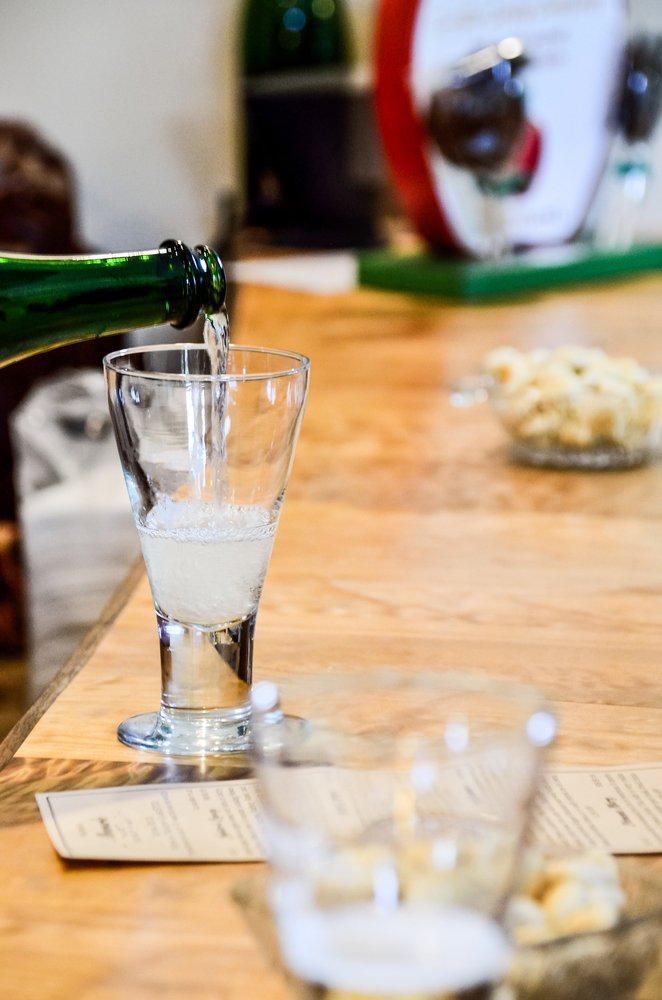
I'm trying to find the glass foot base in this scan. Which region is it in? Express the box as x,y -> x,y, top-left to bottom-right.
117,706 -> 251,756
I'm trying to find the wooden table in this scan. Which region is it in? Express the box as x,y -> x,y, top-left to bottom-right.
3,274 -> 662,998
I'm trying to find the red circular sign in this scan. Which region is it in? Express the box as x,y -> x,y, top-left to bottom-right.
375,0 -> 627,256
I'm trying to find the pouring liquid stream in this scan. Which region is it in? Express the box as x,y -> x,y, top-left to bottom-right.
204,305 -> 231,379
200,305 -> 231,501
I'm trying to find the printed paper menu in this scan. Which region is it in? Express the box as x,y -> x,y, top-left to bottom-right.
36,762 -> 662,862
531,762 -> 662,854
36,779 -> 265,862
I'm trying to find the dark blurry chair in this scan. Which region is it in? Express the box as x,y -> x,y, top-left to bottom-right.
0,121 -> 123,652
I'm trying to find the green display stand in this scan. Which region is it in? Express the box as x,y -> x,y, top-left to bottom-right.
357,244 -> 662,302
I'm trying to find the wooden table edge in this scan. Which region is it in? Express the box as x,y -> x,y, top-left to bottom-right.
0,556 -> 145,772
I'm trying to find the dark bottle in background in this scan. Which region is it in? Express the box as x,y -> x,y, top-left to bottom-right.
240,0 -> 385,248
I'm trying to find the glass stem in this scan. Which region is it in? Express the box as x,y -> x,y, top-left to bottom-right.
157,609 -> 255,714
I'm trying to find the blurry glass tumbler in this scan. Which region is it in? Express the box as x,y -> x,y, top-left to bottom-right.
252,669 -> 556,999
105,344 -> 309,755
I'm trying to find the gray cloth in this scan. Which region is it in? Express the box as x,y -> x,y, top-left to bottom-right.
11,368 -> 139,702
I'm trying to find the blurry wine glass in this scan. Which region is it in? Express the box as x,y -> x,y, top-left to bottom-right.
593,33 -> 662,250
425,38 -> 540,260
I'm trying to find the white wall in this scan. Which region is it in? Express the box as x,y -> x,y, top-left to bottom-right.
1,0 -> 661,251
0,0 -> 243,251
0,0 -> 377,253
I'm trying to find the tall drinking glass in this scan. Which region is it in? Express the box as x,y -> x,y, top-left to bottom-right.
104,344 -> 309,755
251,669 -> 556,999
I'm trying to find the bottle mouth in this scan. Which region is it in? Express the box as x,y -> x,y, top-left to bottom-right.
159,239 -> 227,327
194,243 -> 227,315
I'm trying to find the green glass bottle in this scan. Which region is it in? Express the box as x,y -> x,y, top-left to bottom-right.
0,239 -> 226,367
241,0 -> 372,246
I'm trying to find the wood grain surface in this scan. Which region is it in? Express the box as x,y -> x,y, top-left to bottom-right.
3,275 -> 662,998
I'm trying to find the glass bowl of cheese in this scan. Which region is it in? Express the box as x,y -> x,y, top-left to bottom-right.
500,850 -> 662,1000
482,346 -> 662,470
